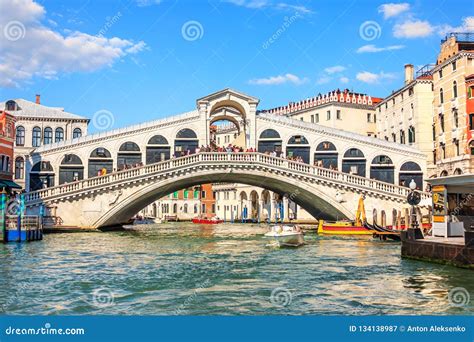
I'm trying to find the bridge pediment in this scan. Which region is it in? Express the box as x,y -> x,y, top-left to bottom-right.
197,88 -> 259,107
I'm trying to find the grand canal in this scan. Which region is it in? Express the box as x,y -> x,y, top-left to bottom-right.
0,223 -> 472,315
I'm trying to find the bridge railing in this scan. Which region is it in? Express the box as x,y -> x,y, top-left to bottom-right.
24,152 -> 430,203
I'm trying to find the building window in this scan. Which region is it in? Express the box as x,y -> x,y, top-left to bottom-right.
441,144 -> 446,159
391,133 -> 396,142
14,157 -> 24,179
452,61 -> 456,71
212,204 -> 216,213
5,100 -> 17,111
55,127 -> 64,142
469,86 -> 474,99
408,126 -> 415,143
44,127 -> 53,145
300,117 -> 304,121
374,114 -> 376,122
194,204 -> 198,214
15,126 -> 25,146
336,110 -> 341,120
73,128 -> 82,139
32,126 -> 41,147
183,204 -> 188,214
455,140 -> 460,156
310,115 -> 314,123
367,113 -> 371,122
173,191 -> 178,198
315,113 -> 319,123
432,124 -> 436,140
471,141 -> 474,155
400,130 -> 405,144
440,114 -> 445,132
452,81 -> 457,98
184,190 -> 189,199
440,88 -> 444,104
453,110 -> 459,128
201,190 -> 206,198
433,150 -> 437,164
470,114 -> 474,130
326,110 -> 331,120
439,69 -> 443,78
201,203 -> 206,213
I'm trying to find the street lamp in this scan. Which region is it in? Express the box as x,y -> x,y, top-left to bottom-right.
406,178 -> 423,240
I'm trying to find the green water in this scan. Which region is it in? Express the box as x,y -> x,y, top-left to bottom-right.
0,223 -> 472,315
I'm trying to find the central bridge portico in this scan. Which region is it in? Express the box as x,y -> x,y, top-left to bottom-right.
24,89 -> 430,227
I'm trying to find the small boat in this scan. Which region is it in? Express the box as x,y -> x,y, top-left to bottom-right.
123,216 -> 157,229
264,225 -> 304,247
192,216 -> 224,224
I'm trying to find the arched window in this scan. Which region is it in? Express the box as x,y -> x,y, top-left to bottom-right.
453,81 -> 457,98
15,126 -> 25,146
118,142 -> 142,169
470,141 -> 474,155
370,155 -> 394,184
315,141 -> 338,169
55,127 -> 64,142
286,135 -> 310,163
400,130 -> 405,144
439,88 -> 444,104
59,154 -> 84,184
32,126 -> 41,147
176,128 -> 197,139
175,129 -> 198,156
453,168 -> 462,175
183,204 -> 188,213
73,128 -> 82,139
399,161 -> 423,189
5,100 -> 17,111
440,170 -> 448,177
342,148 -> 366,176
194,204 -> 198,214
173,203 -> 178,214
148,135 -> 169,145
88,148 -> 113,178
258,129 -> 282,153
14,157 -> 24,179
29,161 -> 55,191
147,135 -> 170,164
43,127 -> 53,145
408,126 -> 415,144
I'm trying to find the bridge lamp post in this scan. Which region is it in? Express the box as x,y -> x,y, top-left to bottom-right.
406,179 -> 423,240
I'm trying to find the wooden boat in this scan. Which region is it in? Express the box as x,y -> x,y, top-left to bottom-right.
264,225 -> 304,247
192,216 -> 224,224
317,220 -> 373,235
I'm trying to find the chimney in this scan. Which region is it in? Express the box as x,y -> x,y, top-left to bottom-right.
35,94 -> 40,104
404,64 -> 414,84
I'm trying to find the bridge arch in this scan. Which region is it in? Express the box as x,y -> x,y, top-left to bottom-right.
341,148 -> 366,177
146,135 -> 170,164
370,155 -> 394,184
92,167 -> 353,228
30,161 -> 55,191
257,129 -> 282,153
398,161 -> 423,189
88,147 -> 113,177
314,141 -> 338,169
59,154 -> 84,184
117,142 -> 142,169
174,128 -> 199,157
286,134 -> 310,163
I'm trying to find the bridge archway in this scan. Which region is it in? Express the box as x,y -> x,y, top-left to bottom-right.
370,155 -> 394,184
30,161 -> 54,191
117,142 -> 141,169
342,148 -> 366,176
286,135 -> 310,163
88,148 -> 113,177
314,141 -> 338,169
92,168 -> 352,228
398,161 -> 423,189
146,135 -> 170,164
258,129 -> 282,154
174,129 -> 198,157
59,154 -> 84,184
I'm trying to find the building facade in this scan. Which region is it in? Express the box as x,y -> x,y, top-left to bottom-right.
0,110 -> 17,190
376,64 -> 434,183
432,33 -> 474,177
0,96 -> 89,189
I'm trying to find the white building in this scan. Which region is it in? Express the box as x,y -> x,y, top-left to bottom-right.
0,95 -> 89,189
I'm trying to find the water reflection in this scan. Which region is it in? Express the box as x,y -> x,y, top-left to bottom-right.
0,222 -> 472,315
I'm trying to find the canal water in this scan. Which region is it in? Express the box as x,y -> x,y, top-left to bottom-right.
0,223 -> 472,315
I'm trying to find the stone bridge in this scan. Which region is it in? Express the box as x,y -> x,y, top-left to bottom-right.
25,152 -> 430,228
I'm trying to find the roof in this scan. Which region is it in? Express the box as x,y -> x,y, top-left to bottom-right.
0,99 -> 89,121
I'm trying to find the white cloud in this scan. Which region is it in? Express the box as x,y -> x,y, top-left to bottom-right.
356,71 -> 396,84
393,20 -> 434,38
378,3 -> 410,19
135,0 -> 162,6
438,16 -> 474,36
340,77 -> 349,84
249,73 -> 308,85
356,44 -> 405,53
324,65 -> 346,74
316,76 -> 332,85
0,0 -> 147,87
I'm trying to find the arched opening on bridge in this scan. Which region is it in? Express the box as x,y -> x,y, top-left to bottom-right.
342,148 -> 366,177
29,161 -> 55,191
88,148 -> 113,178
261,190 -> 271,222
286,135 -> 310,163
211,118 -> 241,149
370,155 -> 394,184
59,154 -> 84,185
146,135 -> 170,164
239,191 -> 248,220
258,129 -> 282,154
250,190 -> 259,220
117,142 -> 142,169
314,141 -> 338,169
174,129 -> 198,157
399,161 -> 423,189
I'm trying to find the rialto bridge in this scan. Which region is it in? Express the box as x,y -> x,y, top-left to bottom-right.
23,89 -> 430,228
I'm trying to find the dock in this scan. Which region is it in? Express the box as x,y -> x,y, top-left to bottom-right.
401,230 -> 474,269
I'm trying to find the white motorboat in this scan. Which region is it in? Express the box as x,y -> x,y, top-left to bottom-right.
264,225 -> 304,247
123,216 -> 160,229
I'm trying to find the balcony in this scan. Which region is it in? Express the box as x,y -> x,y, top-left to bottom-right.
451,128 -> 459,140
437,105 -> 444,115
451,97 -> 458,109
438,133 -> 446,144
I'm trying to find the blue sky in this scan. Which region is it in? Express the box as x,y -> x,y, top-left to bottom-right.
0,0 -> 473,132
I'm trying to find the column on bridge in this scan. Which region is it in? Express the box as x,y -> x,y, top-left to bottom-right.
270,199 -> 276,224
283,197 -> 289,222
246,199 -> 252,221
258,199 -> 264,223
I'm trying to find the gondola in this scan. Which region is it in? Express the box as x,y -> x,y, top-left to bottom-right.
363,222 -> 401,241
